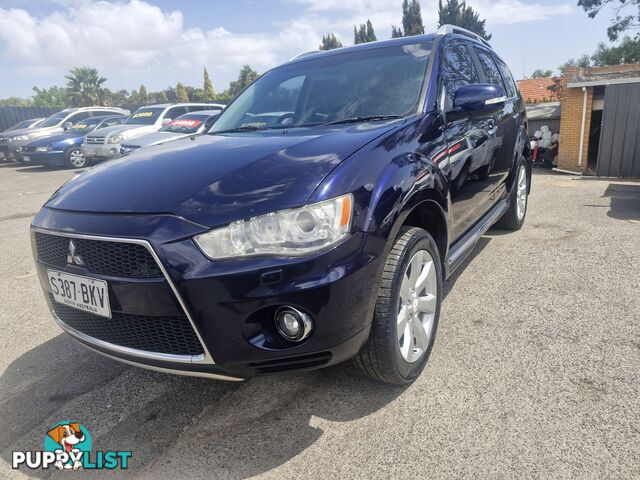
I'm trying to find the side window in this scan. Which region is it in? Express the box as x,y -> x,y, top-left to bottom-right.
495,58 -> 518,98
67,111 -> 91,123
474,48 -> 505,88
440,43 -> 480,110
188,105 -> 205,113
165,106 -> 187,120
99,118 -> 123,129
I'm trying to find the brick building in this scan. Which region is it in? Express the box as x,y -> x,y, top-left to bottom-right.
556,64 -> 640,177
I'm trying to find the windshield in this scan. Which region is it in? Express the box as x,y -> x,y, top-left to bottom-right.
38,112 -> 69,128
67,117 -> 102,134
210,43 -> 431,133
124,108 -> 164,125
159,114 -> 206,134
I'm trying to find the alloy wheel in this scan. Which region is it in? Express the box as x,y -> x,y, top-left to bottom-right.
516,165 -> 527,220
69,149 -> 86,168
397,249 -> 438,363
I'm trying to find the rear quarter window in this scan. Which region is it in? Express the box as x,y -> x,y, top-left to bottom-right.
474,48 -> 505,89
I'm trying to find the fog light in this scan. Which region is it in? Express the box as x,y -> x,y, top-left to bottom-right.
275,307 -> 313,342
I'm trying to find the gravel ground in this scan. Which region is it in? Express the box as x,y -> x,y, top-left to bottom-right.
0,162 -> 638,479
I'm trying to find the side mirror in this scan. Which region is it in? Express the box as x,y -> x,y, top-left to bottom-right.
453,84 -> 507,113
62,121 -> 73,131
162,118 -> 172,126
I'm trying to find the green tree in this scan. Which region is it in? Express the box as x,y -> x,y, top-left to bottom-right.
139,84 -> 148,104
202,68 -> 216,101
227,65 -> 259,99
559,54 -> 592,73
65,66 -> 107,106
531,69 -> 553,78
354,20 -> 377,44
176,82 -> 189,103
156,90 -> 169,103
437,0 -> 492,40
319,33 -> 343,50
0,97 -> 31,107
591,36 -> 640,65
31,86 -> 69,107
578,0 -> 639,40
392,0 -> 425,38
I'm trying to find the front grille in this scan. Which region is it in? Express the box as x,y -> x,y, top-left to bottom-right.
35,232 -> 162,278
51,296 -> 204,356
86,137 -> 105,144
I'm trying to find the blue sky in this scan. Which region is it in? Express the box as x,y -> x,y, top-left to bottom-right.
0,0 -> 616,98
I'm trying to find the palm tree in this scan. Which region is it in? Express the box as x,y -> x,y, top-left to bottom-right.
65,67 -> 107,107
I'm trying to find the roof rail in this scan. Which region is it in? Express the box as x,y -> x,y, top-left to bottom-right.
289,50 -> 321,62
436,24 -> 491,47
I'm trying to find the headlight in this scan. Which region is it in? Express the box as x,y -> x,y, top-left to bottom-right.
11,135 -> 29,142
194,194 -> 353,260
108,135 -> 124,144
35,146 -> 50,152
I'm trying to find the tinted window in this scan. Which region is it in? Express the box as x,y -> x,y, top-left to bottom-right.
67,111 -> 91,123
38,112 -> 69,128
441,43 -> 480,110
124,108 -> 164,125
165,106 -> 188,120
99,118 -> 125,129
211,43 -> 431,132
475,48 -> 504,88
495,58 -> 518,98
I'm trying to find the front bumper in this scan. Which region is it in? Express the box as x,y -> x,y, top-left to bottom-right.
31,209 -> 384,379
0,141 -> 25,159
82,143 -> 122,160
22,150 -> 65,166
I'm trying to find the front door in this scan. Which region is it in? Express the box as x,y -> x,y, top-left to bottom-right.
438,41 -> 501,241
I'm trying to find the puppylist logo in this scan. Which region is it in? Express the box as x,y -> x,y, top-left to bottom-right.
12,421 -> 132,471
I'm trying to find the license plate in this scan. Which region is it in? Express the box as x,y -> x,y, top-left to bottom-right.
84,148 -> 96,156
48,270 -> 111,318
23,155 -> 30,162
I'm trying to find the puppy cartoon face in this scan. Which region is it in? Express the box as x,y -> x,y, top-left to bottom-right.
47,423 -> 85,452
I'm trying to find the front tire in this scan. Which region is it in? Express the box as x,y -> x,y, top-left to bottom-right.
494,157 -> 528,231
355,227 -> 442,385
64,147 -> 87,169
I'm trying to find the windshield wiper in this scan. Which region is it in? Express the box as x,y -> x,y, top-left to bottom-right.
324,115 -> 403,126
210,125 -> 267,134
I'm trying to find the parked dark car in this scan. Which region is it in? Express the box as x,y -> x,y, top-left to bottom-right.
23,116 -> 126,168
31,25 -> 531,385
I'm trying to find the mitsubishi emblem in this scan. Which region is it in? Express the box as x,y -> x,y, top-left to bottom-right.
67,240 -> 84,266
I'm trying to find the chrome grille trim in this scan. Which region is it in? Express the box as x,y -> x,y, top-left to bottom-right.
32,227 -> 215,365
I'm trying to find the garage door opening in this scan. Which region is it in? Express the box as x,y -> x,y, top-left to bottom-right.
588,109 -> 603,173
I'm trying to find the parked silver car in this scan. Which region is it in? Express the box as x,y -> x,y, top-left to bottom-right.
119,110 -> 221,155
0,118 -> 44,160
0,107 -> 129,162
82,103 -> 225,162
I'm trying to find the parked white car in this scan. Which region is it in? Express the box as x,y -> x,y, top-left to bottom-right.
119,110 -> 222,155
82,103 -> 225,162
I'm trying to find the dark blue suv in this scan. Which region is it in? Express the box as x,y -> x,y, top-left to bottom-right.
31,25 -> 530,384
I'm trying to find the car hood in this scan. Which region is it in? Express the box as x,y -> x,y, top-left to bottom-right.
123,131 -> 188,148
3,125 -> 63,140
45,121 -> 400,227
92,124 -> 159,139
27,133 -> 82,148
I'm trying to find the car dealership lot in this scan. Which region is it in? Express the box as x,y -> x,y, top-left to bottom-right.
1,164 -> 639,478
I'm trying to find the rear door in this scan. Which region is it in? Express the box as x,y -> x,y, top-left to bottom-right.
439,40 -> 499,240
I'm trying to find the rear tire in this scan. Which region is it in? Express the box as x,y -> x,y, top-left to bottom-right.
355,227 -> 442,385
64,147 -> 87,169
494,157 -> 528,231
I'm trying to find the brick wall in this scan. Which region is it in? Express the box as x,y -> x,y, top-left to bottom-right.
557,77 -> 593,172
557,64 -> 640,173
